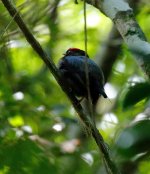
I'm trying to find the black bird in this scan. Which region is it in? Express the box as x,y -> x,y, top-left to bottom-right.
58,48 -> 107,105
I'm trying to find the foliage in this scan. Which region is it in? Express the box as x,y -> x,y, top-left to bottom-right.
122,82 -> 150,109
0,0 -> 150,173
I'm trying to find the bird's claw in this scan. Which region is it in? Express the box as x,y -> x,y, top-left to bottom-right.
76,97 -> 84,106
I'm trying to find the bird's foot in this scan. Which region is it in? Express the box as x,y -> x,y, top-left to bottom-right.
76,97 -> 84,106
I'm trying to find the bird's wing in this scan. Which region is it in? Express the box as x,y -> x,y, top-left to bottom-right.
58,56 -> 87,95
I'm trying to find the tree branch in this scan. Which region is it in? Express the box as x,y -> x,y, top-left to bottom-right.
86,0 -> 150,79
1,0 -> 120,173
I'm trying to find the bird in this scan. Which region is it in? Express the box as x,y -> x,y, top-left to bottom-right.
58,48 -> 107,106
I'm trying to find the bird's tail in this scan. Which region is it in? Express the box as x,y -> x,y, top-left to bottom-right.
100,89 -> 108,98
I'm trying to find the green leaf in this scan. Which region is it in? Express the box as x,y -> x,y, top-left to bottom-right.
122,82 -> 150,109
115,120 -> 150,158
0,138 -> 58,174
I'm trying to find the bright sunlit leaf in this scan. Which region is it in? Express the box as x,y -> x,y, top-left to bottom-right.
8,115 -> 24,127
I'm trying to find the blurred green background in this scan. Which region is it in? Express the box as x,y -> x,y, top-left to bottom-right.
0,0 -> 150,174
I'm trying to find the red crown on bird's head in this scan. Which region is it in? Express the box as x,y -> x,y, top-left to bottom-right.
67,48 -> 81,52
64,48 -> 89,57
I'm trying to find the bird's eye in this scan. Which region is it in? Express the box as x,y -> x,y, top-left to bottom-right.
66,50 -> 71,54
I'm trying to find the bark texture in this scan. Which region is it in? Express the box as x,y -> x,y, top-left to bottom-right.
87,0 -> 150,79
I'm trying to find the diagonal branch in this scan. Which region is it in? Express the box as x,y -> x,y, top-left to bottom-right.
86,0 -> 150,79
1,0 -> 120,174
